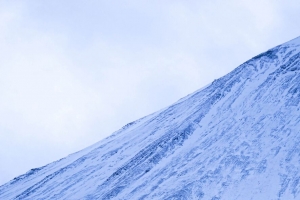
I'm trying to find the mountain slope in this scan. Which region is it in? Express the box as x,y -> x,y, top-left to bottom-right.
1,37 -> 300,200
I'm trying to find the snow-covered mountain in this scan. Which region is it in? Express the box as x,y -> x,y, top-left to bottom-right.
1,37 -> 300,200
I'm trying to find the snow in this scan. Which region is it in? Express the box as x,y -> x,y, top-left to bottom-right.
1,38 -> 300,199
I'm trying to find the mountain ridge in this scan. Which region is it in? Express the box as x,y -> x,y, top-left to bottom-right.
1,36 -> 300,199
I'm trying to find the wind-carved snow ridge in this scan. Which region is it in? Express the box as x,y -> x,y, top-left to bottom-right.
1,36 -> 300,200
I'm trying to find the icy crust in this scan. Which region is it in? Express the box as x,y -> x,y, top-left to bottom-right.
1,38 -> 300,199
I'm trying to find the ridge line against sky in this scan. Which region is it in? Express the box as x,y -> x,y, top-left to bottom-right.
0,0 -> 300,185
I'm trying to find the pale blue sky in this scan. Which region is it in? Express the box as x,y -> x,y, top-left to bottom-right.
0,0 -> 299,184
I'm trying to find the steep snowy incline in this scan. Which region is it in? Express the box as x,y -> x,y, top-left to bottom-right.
1,36 -> 300,199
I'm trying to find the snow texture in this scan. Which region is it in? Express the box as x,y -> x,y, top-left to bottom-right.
1,36 -> 300,199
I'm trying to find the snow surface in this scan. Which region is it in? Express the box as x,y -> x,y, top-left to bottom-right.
1,36 -> 300,199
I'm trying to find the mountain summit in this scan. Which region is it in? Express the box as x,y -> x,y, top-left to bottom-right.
1,37 -> 300,199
